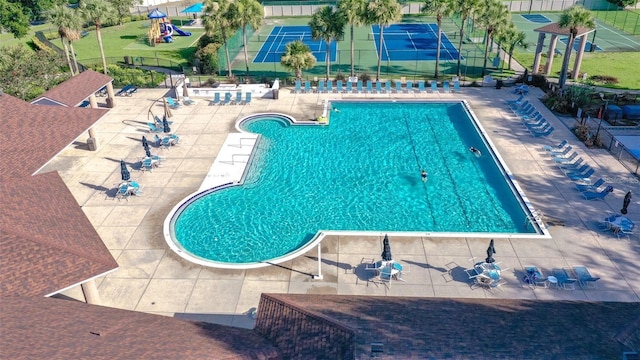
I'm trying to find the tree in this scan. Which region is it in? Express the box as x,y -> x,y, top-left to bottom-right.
280,40 -> 316,80
0,45 -> 66,100
452,0 -> 480,77
234,0 -> 263,76
48,5 -> 82,76
203,0 -> 238,78
0,0 -> 30,38
338,0 -> 367,77
558,5 -> 595,88
367,0 -> 402,81
605,0 -> 638,7
9,0 -> 57,21
109,0 -> 143,25
80,0 -> 116,75
310,6 -> 346,81
475,0 -> 509,76
421,0 -> 454,79
495,22 -> 527,70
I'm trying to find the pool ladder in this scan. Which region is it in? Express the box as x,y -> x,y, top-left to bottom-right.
228,137 -> 256,148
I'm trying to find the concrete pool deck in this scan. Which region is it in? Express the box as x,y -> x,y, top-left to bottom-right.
46,85 -> 640,328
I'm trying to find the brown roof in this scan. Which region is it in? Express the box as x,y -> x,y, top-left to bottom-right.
0,92 -> 117,297
33,69 -> 112,107
0,93 -> 108,177
264,294 -> 640,359
0,296 -> 281,360
534,22 -> 595,36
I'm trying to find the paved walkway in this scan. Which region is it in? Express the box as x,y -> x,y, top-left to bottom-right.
47,85 -> 639,329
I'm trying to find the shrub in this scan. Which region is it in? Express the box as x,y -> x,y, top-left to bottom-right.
103,64 -> 164,87
335,72 -> 346,81
194,43 -> 220,75
589,75 -> 619,85
358,72 -> 371,82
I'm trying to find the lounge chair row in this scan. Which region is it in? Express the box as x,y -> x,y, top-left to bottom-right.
543,139 -> 612,200
209,92 -> 252,106
510,100 -> 554,137
116,84 -> 138,96
523,265 -> 600,290
293,79 -> 461,94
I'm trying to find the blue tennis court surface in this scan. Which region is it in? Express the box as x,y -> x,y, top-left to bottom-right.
254,26 -> 337,63
521,14 -> 552,23
371,24 -> 461,62
559,37 -> 603,52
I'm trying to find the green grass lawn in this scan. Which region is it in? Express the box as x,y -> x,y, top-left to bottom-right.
70,20 -> 205,66
513,50 -> 640,90
590,9 -> 640,35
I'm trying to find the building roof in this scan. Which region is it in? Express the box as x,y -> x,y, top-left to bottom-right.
0,92 -> 116,297
534,22 -> 595,37
32,69 -> 112,107
264,294 -> 640,359
0,296 -> 281,359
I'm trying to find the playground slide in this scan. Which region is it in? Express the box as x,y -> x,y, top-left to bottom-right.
172,25 -> 192,37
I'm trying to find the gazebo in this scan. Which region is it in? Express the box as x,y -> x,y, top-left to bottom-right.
531,22 -> 595,81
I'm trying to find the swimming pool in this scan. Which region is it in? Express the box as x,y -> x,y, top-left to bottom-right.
167,100 -> 543,268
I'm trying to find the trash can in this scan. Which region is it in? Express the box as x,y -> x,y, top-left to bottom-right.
495,80 -> 503,89
106,97 -> 114,108
124,56 -> 131,65
273,88 -> 279,100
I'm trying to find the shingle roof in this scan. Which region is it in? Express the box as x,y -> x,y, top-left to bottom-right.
534,22 -> 595,36
0,296 -> 282,360
264,294 -> 640,359
0,93 -> 108,177
32,69 -> 112,107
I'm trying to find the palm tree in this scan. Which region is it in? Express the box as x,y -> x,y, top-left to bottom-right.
367,0 -> 402,81
48,5 -> 81,76
338,0 -> 367,77
80,0 -> 115,75
558,5 -> 595,89
421,0 -> 454,79
234,0 -> 263,76
452,0 -> 480,77
203,0 -> 238,78
280,40 -> 316,80
475,0 -> 510,76
310,6 -> 346,81
495,22 -> 527,70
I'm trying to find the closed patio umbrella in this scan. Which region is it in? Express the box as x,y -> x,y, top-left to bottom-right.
142,136 -> 149,150
162,116 -> 171,133
621,191 -> 632,214
145,147 -> 152,158
485,239 -> 496,264
163,97 -> 173,118
120,160 -> 130,181
183,83 -> 190,98
381,234 -> 392,262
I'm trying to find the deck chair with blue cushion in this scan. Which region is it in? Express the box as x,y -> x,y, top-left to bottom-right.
443,81 -> 450,93
562,163 -> 589,176
336,80 -> 344,93
395,81 -> 402,93
366,80 -> 373,93
404,81 -> 413,93
294,80 -> 301,93
430,81 -> 437,93
524,265 -> 548,288
327,80 -> 333,93
548,145 -> 572,158
532,125 -> 554,137
304,81 -> 311,93
318,80 -> 325,93
385,80 -> 392,93
575,178 -> 605,192
357,81 -> 363,93
221,92 -> 232,105
543,139 -> 568,152
375,81 -> 382,93
346,81 -> 353,93
140,158 -> 155,171
567,168 -> 595,181
552,268 -> 578,290
524,118 -> 548,130
507,94 -> 524,105
210,92 -> 221,105
115,183 -> 131,200
147,123 -> 163,133
234,92 -> 242,104
553,151 -> 578,163
583,185 -> 614,200
244,92 -> 252,105
572,265 -> 600,288
511,100 -> 530,111
453,80 -> 461,92
166,97 -> 180,109
418,80 -> 426,93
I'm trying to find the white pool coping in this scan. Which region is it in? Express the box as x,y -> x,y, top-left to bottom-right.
164,104 -> 550,269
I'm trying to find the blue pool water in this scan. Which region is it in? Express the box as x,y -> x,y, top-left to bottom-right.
173,101 -> 535,264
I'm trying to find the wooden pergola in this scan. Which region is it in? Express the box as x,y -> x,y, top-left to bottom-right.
532,22 -> 595,81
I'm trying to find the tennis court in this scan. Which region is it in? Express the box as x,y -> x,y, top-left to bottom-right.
371,23 -> 461,62
253,25 -> 337,63
559,37 -> 603,52
521,14 -> 552,23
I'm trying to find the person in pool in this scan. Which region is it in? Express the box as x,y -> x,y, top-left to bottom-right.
469,147 -> 481,157
421,169 -> 428,182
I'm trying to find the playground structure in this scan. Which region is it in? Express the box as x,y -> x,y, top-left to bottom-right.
147,8 -> 192,46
